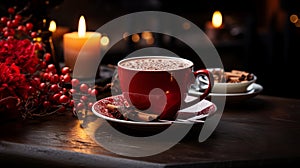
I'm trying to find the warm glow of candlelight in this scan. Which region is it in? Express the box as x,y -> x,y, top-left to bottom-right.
49,20 -> 56,32
290,14 -> 298,23
212,11 -> 222,28
78,16 -> 86,37
123,32 -> 129,40
100,35 -> 109,46
141,31 -> 152,40
132,34 -> 140,43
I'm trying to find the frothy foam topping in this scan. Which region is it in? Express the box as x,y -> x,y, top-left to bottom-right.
120,58 -> 191,71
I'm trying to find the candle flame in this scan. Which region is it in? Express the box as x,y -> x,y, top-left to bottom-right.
212,11 -> 222,28
49,20 -> 56,32
78,15 -> 86,37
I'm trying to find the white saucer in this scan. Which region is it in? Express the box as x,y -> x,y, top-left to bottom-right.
91,94 -> 217,136
188,83 -> 263,103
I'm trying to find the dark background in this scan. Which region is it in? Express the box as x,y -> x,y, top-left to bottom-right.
1,0 -> 300,99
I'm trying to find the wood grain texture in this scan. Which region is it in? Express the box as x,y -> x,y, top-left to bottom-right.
1,95 -> 300,167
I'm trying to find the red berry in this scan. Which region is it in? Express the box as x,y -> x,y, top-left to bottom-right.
1,17 -> 7,23
76,102 -> 84,110
39,83 -> 47,91
8,7 -> 15,14
7,36 -> 14,40
69,89 -> 76,94
31,31 -> 37,38
51,74 -> 59,83
3,31 -> 9,37
40,61 -> 47,68
14,14 -> 22,21
43,101 -> 51,108
17,25 -> 26,32
69,100 -> 75,107
44,53 -> 52,62
88,102 -> 94,109
90,89 -> 98,96
26,23 -> 33,30
52,93 -> 61,102
6,20 -> 13,28
61,67 -> 70,75
80,83 -> 89,93
11,19 -> 19,27
2,27 -> 8,32
50,84 -> 59,92
47,64 -> 56,73
34,42 -> 43,50
63,74 -> 71,83
80,95 -> 88,101
71,78 -> 79,87
34,77 -> 41,85
88,88 -> 92,94
43,72 -> 50,80
59,95 -> 69,104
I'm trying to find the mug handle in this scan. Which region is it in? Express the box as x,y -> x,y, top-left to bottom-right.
194,69 -> 214,100
182,69 -> 214,109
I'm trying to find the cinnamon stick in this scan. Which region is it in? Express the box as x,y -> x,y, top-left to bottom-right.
106,104 -> 118,111
106,104 -> 159,122
129,110 -> 159,121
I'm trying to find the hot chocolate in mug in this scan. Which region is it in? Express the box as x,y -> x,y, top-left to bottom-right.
117,56 -> 213,120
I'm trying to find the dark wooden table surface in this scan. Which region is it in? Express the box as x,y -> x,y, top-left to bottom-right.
1,94 -> 300,168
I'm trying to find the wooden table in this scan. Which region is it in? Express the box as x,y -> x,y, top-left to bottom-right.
1,94 -> 300,168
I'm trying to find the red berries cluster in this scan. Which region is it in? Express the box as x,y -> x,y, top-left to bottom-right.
0,7 -> 37,40
71,79 -> 99,113
23,61 -> 101,118
0,7 -> 107,119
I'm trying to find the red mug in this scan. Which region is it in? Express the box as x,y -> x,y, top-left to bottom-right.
117,56 -> 213,120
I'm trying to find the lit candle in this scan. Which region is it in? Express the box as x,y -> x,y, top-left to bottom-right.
205,10 -> 223,42
47,20 -> 60,72
63,15 -> 101,79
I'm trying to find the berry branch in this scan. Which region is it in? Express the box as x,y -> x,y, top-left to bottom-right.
0,6 -> 112,120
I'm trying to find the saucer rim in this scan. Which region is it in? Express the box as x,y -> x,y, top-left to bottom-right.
91,94 -> 217,126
